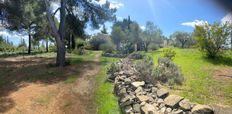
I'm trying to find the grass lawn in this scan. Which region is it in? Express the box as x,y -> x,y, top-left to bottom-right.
94,56 -> 121,114
147,48 -> 232,106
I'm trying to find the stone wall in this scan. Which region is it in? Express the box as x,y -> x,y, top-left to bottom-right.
108,59 -> 214,114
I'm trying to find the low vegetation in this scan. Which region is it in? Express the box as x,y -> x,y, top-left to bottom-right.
95,57 -> 120,114
147,48 -> 232,105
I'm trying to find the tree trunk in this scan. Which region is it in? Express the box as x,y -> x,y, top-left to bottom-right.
231,32 -> 232,50
67,33 -> 71,50
44,0 -> 66,67
28,33 -> 31,54
116,42 -> 120,51
181,43 -> 184,48
134,43 -> 137,52
46,38 -> 49,52
71,34 -> 75,49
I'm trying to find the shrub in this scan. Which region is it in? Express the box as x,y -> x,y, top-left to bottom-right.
194,23 -> 230,58
135,57 -> 157,84
128,52 -> 144,60
154,58 -> 184,85
148,43 -> 159,51
89,33 -> 109,50
161,48 -> 176,60
100,42 -> 115,53
107,62 -> 122,80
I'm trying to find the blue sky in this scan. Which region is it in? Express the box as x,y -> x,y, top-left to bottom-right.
101,0 -> 227,36
0,0 -> 229,45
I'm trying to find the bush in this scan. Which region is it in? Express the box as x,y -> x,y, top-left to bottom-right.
148,43 -> 159,51
135,57 -> 157,84
89,33 -> 110,50
154,58 -> 184,85
107,62 -> 122,80
100,42 -> 115,53
194,23 -> 230,58
162,48 -> 176,60
128,52 -> 144,60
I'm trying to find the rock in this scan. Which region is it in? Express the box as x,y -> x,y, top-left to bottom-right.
137,95 -> 149,102
141,104 -> 157,114
119,71 -> 124,75
160,107 -> 166,113
157,98 -> 164,104
164,95 -> 184,108
151,87 -> 158,93
135,87 -> 143,93
166,107 -> 172,113
140,102 -> 146,106
173,109 -> 184,114
132,81 -> 145,88
121,99 -> 133,106
119,88 -> 127,97
157,89 -> 169,98
179,99 -> 192,111
124,106 -> 133,114
191,104 -> 214,114
125,78 -> 132,84
133,104 -> 141,113
121,95 -> 131,103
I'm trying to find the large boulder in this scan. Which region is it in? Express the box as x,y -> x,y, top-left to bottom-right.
164,95 -> 184,108
132,81 -> 145,88
191,104 -> 214,114
157,89 -> 169,98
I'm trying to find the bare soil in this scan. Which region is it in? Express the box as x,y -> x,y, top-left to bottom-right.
0,54 -> 100,114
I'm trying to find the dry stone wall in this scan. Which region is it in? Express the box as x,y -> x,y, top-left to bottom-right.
108,59 -> 214,114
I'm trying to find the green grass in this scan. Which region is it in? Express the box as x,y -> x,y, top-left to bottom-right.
147,48 -> 232,106
94,56 -> 121,114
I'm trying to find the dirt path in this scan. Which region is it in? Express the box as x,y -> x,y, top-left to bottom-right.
0,54 -> 101,114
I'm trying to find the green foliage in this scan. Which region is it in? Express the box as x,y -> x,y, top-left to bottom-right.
111,26 -> 126,50
148,43 -> 159,51
194,23 -> 230,58
89,33 -> 109,50
142,21 -> 163,51
95,57 -> 120,114
107,62 -> 121,77
161,48 -> 176,60
147,48 -> 232,105
154,57 -> 184,85
135,57 -> 157,84
128,51 -> 144,59
0,36 -> 16,52
100,42 -> 115,53
170,31 -> 194,48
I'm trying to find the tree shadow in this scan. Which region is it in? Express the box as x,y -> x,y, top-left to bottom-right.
0,98 -> 15,113
0,56 -> 99,113
204,56 -> 232,67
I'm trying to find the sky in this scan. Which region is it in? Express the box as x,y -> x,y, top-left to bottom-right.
96,0 -> 228,36
0,0 -> 230,45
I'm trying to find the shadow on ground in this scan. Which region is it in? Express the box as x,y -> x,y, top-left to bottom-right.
204,56 -> 232,67
0,56 -> 98,113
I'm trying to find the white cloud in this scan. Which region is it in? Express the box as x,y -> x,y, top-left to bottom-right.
140,26 -> 145,30
181,20 -> 208,28
221,13 -> 232,25
96,0 -> 124,9
109,1 -> 124,9
117,16 -> 123,21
